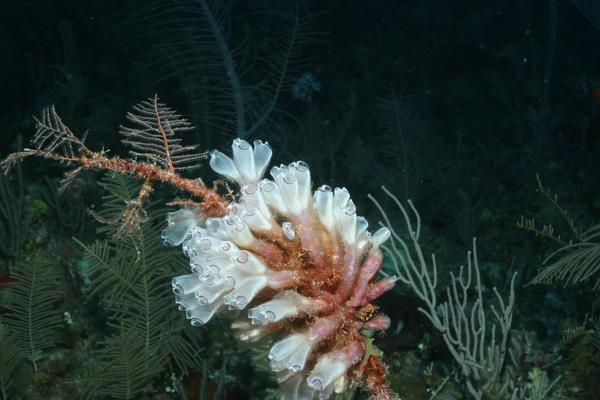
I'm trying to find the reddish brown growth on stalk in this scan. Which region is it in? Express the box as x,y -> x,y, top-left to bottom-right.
363,355 -> 399,400
0,96 -> 228,236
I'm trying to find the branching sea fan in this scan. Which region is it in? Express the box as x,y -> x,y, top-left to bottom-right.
163,139 -> 397,399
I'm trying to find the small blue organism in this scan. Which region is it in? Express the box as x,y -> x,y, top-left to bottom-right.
292,71 -> 321,102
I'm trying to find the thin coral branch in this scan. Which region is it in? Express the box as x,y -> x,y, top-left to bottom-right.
78,154 -> 227,215
535,173 -> 583,241
105,178 -> 154,244
516,215 -> 568,246
1,103 -> 228,217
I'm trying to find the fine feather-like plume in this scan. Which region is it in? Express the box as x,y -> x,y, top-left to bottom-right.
1,106 -> 90,175
0,107 -> 91,193
32,105 -> 87,159
120,95 -> 206,172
